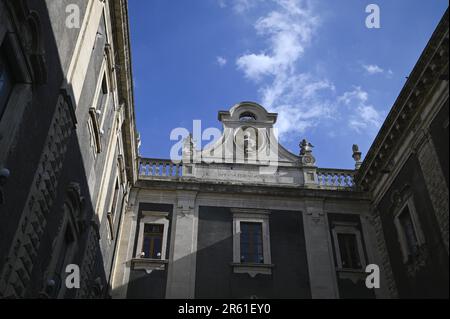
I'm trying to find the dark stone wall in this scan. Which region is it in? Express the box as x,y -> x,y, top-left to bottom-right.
0,0 -> 126,298
377,155 -> 449,298
126,203 -> 173,299
429,98 -> 449,187
45,0 -> 88,75
195,206 -> 311,299
0,0 -> 65,271
0,3 -> 99,297
29,125 -> 102,298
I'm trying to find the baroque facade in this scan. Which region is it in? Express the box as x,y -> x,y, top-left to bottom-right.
110,8 -> 448,299
0,0 -> 448,299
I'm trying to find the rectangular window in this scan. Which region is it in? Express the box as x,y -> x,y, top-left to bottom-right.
240,222 -> 264,264
231,209 -> 272,276
106,178 -> 120,240
398,206 -> 419,257
110,179 -> 119,217
337,233 -> 362,269
331,221 -> 366,270
394,197 -> 425,263
142,224 -> 164,259
97,73 -> 108,111
0,50 -> 13,120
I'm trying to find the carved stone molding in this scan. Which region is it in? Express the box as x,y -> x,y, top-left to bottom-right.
131,258 -> 168,274
0,94 -> 73,298
231,263 -> 274,278
5,0 -> 48,84
306,209 -> 325,226
405,245 -> 428,278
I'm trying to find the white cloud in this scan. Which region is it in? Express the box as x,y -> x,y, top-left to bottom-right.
263,74 -> 337,138
218,0 -> 263,13
236,53 -> 275,80
338,86 -> 368,105
233,0 -> 383,139
236,1 -> 317,82
338,86 -> 383,132
362,64 -> 386,75
235,0 -> 328,138
387,69 -> 394,78
216,56 -> 228,67
233,0 -> 262,13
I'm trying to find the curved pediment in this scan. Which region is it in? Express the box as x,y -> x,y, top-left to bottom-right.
218,101 -> 278,125
194,102 -> 300,167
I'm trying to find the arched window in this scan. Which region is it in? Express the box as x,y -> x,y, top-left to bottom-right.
239,112 -> 256,122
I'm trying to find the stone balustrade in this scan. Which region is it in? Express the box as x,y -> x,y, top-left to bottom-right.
317,168 -> 355,188
138,158 -> 183,178
138,158 -> 355,189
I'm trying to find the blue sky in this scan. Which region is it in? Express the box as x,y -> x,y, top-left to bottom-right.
128,0 -> 447,169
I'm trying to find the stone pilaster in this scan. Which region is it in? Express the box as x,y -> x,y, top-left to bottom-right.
415,131 -> 449,253
361,212 -> 398,298
302,200 -> 338,298
165,191 -> 198,298
110,189 -> 139,299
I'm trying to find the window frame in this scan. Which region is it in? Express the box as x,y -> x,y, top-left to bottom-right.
239,221 -> 264,264
132,211 -> 170,274
87,53 -> 112,156
136,211 -> 170,261
0,32 -> 33,167
92,62 -> 110,130
44,201 -> 79,298
97,69 -> 110,130
106,174 -> 120,240
394,196 -> 425,264
231,209 -> 273,277
331,221 -> 366,271
141,223 -> 164,259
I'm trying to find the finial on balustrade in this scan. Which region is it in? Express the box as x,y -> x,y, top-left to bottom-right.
352,144 -> 362,169
182,133 -> 196,162
299,138 -> 316,166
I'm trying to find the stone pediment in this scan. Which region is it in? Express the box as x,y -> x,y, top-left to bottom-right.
138,102 -> 356,189
195,102 -> 300,167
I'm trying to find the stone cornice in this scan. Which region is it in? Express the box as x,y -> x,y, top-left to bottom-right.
109,0 -> 138,183
135,179 -> 370,201
355,8 -> 449,192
